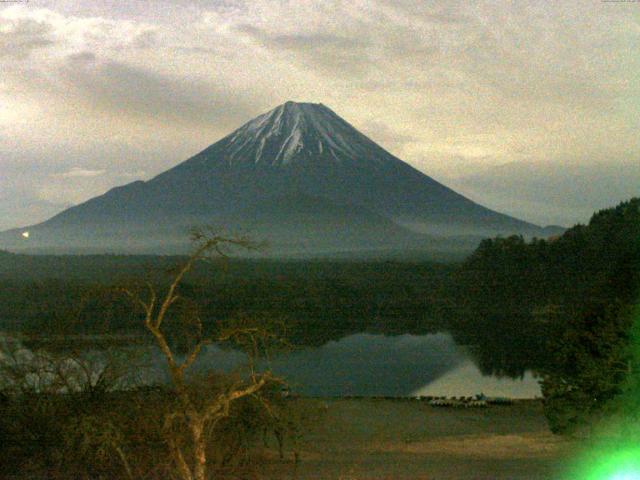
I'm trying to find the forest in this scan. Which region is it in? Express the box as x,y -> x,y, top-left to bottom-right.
448,198 -> 640,433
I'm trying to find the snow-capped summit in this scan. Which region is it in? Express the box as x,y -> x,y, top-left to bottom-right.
186,101 -> 397,169
0,101 -> 550,255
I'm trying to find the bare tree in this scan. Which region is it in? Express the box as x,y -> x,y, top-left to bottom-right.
122,230 -> 282,480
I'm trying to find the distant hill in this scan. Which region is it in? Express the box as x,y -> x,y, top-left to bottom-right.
0,101 -> 554,256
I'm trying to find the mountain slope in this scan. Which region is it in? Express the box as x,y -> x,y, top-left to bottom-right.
1,101 -> 549,255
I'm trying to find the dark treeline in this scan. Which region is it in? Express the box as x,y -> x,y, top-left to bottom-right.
446,198 -> 640,432
0,255 -> 453,346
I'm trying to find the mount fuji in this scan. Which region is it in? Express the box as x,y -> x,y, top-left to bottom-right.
0,101 -> 558,256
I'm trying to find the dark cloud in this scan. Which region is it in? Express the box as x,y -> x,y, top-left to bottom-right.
130,28 -> 159,48
235,24 -> 375,76
0,17 -> 54,59
66,51 -> 97,63
58,58 -> 260,127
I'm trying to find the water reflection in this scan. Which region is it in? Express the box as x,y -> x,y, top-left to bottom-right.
153,332 -> 541,398
268,333 -> 463,397
3,332 -> 542,398
412,360 -> 541,399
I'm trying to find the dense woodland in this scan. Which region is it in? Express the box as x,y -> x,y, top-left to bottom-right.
448,198 -> 640,433
0,255 -> 453,347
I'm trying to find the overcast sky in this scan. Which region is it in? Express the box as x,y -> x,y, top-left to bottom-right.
1,0 -> 639,230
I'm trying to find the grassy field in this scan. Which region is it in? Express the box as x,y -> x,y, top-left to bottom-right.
260,398 -> 574,480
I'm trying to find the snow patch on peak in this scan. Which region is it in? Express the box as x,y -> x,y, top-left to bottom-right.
275,124 -> 305,165
217,101 -> 399,169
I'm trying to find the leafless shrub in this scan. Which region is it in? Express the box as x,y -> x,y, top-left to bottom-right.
121,230 -> 288,480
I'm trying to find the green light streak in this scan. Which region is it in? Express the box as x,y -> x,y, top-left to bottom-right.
561,304 -> 640,479
574,447 -> 640,480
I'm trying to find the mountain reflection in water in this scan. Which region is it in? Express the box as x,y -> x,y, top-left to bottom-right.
147,333 -> 540,398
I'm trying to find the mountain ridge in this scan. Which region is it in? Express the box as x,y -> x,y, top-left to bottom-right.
1,101 -> 554,256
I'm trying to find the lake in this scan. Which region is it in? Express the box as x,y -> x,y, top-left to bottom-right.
146,332 -> 542,398
1,332 -> 541,398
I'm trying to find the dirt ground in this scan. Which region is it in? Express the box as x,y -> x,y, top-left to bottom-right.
259,398 -> 574,480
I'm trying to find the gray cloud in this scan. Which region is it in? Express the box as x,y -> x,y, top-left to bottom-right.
0,195 -> 69,231
66,51 -> 97,63
235,24 -> 376,77
360,120 -> 419,156
236,25 -> 362,50
57,58 -> 260,127
131,28 -> 158,48
445,159 -> 640,226
0,17 -> 54,59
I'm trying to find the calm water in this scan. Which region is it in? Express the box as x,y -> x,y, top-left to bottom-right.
148,333 -> 542,398
2,332 -> 541,398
